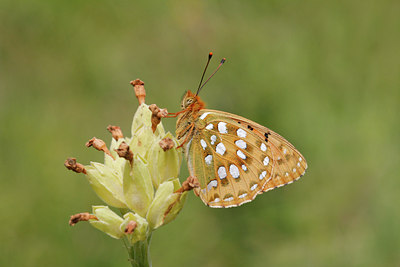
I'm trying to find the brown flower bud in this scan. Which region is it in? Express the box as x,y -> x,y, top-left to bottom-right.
130,79 -> 146,105
124,220 -> 137,234
107,125 -> 124,141
64,158 -> 87,174
114,142 -> 133,164
69,212 -> 98,226
159,138 -> 174,151
86,137 -> 115,160
149,104 -> 168,133
175,176 -> 200,193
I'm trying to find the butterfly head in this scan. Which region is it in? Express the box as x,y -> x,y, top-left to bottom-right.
180,90 -> 205,111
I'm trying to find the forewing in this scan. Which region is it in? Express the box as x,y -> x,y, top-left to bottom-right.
185,109 -> 307,208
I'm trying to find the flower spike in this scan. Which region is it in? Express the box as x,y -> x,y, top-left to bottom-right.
65,78 -> 187,265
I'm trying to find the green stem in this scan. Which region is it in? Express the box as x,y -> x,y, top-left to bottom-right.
123,234 -> 152,267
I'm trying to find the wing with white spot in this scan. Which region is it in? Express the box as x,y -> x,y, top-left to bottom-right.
185,109 -> 307,208
184,110 -> 273,208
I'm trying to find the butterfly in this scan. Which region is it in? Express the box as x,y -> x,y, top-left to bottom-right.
168,53 -> 307,208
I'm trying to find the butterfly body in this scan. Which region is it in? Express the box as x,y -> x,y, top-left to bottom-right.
176,90 -> 307,208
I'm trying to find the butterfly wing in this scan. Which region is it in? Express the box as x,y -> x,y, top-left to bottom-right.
184,109 -> 307,208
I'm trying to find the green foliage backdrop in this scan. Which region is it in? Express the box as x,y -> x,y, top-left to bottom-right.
1,0 -> 399,266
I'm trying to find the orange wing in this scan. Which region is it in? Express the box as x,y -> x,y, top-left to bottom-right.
183,109 -> 307,208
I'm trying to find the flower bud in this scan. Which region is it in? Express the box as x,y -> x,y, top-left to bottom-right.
89,206 -> 124,239
123,155 -> 154,217
148,132 -> 182,188
121,212 -> 149,243
107,125 -> 124,141
131,104 -> 165,139
130,79 -> 146,105
114,142 -> 133,164
129,126 -> 154,159
104,137 -> 127,175
86,137 -> 115,160
85,162 -> 127,208
146,178 -> 187,229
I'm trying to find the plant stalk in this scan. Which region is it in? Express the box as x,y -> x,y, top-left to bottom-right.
124,234 -> 152,267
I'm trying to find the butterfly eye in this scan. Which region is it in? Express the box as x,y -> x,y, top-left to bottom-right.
186,98 -> 193,105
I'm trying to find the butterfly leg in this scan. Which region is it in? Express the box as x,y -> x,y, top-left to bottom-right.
165,113 -> 178,118
177,124 -> 194,149
166,109 -> 186,118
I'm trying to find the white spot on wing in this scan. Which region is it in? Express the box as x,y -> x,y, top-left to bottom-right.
235,140 -> 247,149
260,143 -> 267,152
238,193 -> 247,199
200,112 -> 211,120
218,122 -> 228,134
293,168 -> 296,173
297,162 -> 301,167
224,197 -> 234,202
216,143 -> 226,155
210,135 -> 217,145
237,128 -> 247,138
263,156 -> 270,166
283,148 -> 287,154
213,198 -> 220,203
205,155 -> 212,165
200,139 -> 207,150
229,164 -> 240,178
218,166 -> 227,179
207,180 -> 217,191
250,184 -> 258,191
237,150 -> 246,159
285,172 -> 289,177
299,157 -> 302,162
259,171 -> 267,180
206,123 -> 214,130
242,164 -> 247,171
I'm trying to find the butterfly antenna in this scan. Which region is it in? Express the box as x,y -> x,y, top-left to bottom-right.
197,58 -> 226,94
196,52 -> 213,96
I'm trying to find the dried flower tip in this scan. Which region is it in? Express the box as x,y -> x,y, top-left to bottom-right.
86,137 -> 115,160
130,79 -> 146,105
159,138 -> 174,151
149,104 -> 168,133
114,142 -> 133,163
107,125 -> 124,141
149,104 -> 161,133
175,176 -> 200,193
158,108 -> 168,117
69,212 -> 98,226
64,158 -> 87,174
124,220 -> 137,234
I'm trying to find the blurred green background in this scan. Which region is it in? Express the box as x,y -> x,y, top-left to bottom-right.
1,0 -> 399,266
